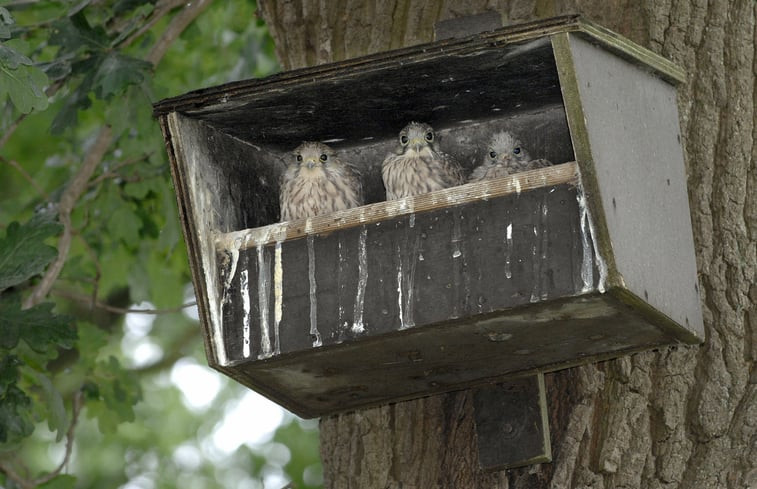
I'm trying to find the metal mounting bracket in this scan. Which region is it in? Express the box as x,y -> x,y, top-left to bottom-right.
473,373 -> 552,471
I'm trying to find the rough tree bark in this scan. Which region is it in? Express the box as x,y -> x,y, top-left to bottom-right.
258,1 -> 756,488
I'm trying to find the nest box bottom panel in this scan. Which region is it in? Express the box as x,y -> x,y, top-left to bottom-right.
214,163 -> 694,418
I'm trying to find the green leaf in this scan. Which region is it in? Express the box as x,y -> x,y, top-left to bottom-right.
0,355 -> 20,397
0,55 -> 50,113
93,52 -> 152,99
42,58 -> 73,82
0,7 -> 13,40
35,372 -> 69,442
123,179 -> 153,200
49,11 -> 108,54
50,85 -> 91,134
0,296 -> 76,354
76,322 -> 108,369
0,383 -> 33,443
49,56 -> 97,134
37,475 -> 76,489
86,356 -> 142,432
108,204 -> 142,245
0,45 -> 32,69
0,215 -> 62,291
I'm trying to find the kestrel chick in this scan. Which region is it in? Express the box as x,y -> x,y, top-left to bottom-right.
279,142 -> 363,222
469,131 -> 552,182
382,122 -> 464,200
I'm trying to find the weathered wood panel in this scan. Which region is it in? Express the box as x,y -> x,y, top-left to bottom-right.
473,374 -> 551,470
220,178 -> 590,362
567,34 -> 703,338
227,293 -> 684,417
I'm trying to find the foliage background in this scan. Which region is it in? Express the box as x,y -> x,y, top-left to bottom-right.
0,1 -> 321,488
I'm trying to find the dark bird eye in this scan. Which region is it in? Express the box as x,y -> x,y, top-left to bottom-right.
320,154 -> 328,162
513,147 -> 521,155
425,132 -> 434,142
400,135 -> 408,145
489,151 -> 497,159
296,154 -> 303,162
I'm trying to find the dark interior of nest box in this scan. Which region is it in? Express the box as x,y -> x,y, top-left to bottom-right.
174,36 -> 576,233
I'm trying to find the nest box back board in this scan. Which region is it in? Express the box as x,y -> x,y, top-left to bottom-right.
154,16 -> 703,418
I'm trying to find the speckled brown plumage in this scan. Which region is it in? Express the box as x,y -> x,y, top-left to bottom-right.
279,141 -> 363,222
469,131 -> 552,182
382,122 -> 464,200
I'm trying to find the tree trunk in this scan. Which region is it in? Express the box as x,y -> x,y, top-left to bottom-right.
258,1 -> 756,487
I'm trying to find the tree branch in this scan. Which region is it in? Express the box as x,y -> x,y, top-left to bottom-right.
0,155 -> 50,200
133,325 -> 200,374
23,0 -> 213,308
0,459 -> 33,489
88,152 -> 154,188
0,391 -> 85,489
31,391 -> 84,487
54,287 -> 197,315
117,0 -> 188,49
0,112 -> 28,150
24,126 -> 114,309
0,79 -> 64,151
146,0 -> 214,66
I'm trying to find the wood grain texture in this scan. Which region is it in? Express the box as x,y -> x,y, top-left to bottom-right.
257,1 -> 756,488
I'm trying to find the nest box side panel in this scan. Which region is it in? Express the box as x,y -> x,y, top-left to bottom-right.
166,113 -> 281,367
567,34 -> 703,341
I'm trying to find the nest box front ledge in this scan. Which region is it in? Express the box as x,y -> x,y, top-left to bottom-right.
211,159 -> 695,403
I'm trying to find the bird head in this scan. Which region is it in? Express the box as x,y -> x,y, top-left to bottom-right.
487,131 -> 530,167
398,122 -> 436,156
293,141 -> 335,173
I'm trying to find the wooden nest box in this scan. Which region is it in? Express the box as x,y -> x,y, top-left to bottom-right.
154,16 -> 703,418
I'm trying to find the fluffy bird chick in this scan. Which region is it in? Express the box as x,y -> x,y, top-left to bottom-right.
469,131 -> 552,182
279,142 -> 363,222
382,122 -> 464,200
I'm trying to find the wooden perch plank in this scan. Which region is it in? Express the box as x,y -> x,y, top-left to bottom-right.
216,161 -> 579,250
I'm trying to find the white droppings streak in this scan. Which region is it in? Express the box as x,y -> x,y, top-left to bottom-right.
307,235 -> 322,346
539,200 -> 550,301
505,223 -> 513,279
256,239 -> 272,359
221,237 -> 242,306
530,198 -> 550,303
273,241 -> 283,355
396,243 -> 405,329
451,212 -> 463,260
530,214 -> 540,303
514,177 -> 522,196
352,227 -> 368,334
578,192 -> 594,292
240,269 -> 251,358
337,238 -> 347,340
577,187 -> 609,293
451,212 -> 463,318
409,213 -> 416,228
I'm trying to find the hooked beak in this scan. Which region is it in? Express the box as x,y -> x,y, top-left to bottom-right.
496,154 -> 513,166
409,138 -> 426,152
305,158 -> 316,169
